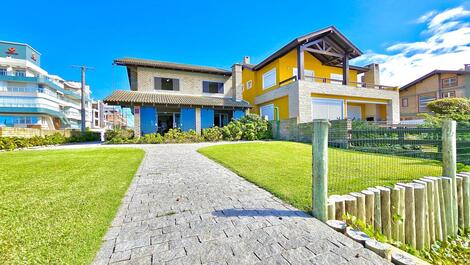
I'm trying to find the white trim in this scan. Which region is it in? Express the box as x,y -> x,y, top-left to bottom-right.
262,68 -> 276,90
345,99 -> 388,105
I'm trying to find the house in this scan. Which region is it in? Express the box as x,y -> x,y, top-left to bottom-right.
104,58 -> 250,136
0,41 -> 94,130
241,26 -> 400,124
104,26 -> 400,136
400,66 -> 470,122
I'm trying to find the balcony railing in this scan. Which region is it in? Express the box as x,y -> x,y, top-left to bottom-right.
279,75 -> 397,91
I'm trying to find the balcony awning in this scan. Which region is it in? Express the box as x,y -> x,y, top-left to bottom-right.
104,90 -> 252,109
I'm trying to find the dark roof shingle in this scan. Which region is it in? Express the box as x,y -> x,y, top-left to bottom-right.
114,58 -> 232,76
104,90 -> 251,108
400,70 -> 470,91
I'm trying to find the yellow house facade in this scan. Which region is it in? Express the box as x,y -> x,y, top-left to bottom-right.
240,26 -> 400,124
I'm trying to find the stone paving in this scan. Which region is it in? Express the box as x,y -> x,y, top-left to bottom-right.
92,143 -> 390,265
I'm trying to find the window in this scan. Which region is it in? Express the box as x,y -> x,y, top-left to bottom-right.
312,98 -> 344,120
15,70 -> 26,77
260,104 -> 275,120
441,77 -> 457,88
401,98 -> 409,107
154,77 -> 179,91
0,68 -> 6,76
441,91 -> 455,98
246,80 -> 252,89
293,68 -> 315,81
262,68 -> 276,89
202,81 -> 224,94
419,95 -> 436,112
330,74 -> 343,84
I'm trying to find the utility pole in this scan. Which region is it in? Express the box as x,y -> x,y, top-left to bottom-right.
72,65 -> 94,133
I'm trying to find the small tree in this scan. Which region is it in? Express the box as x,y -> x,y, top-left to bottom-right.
420,97 -> 470,127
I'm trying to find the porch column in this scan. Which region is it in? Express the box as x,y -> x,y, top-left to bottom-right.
297,46 -> 305,80
134,106 -> 141,138
195,107 -> 201,134
342,52 -> 349,85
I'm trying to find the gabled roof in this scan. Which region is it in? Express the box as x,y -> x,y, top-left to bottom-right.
114,58 -> 232,76
104,90 -> 251,108
400,70 -> 470,91
250,26 -> 365,72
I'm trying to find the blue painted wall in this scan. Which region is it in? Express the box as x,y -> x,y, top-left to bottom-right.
140,107 -> 157,135
201,108 -> 214,129
181,108 -> 195,131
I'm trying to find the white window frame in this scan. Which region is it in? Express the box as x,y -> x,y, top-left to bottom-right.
292,68 -> 315,81
260,104 -> 275,121
246,80 -> 253,90
262,68 -> 276,89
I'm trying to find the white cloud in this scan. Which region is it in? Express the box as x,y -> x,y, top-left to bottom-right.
353,6 -> 470,87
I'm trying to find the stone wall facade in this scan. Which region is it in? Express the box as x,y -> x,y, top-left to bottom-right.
136,67 -> 234,98
0,127 -> 81,138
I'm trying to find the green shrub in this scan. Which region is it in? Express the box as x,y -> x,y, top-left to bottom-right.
202,127 -> 223,142
0,132 -> 98,151
420,97 -> 470,127
105,129 -> 134,141
138,133 -> 164,144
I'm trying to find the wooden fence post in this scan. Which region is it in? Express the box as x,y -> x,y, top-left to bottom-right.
351,192 -> 366,223
456,176 -> 464,229
312,119 -> 329,222
414,180 -> 430,248
362,190 -> 375,229
442,120 -> 458,235
458,173 -> 470,232
369,187 -> 382,234
401,183 -> 416,248
378,186 -> 392,239
390,187 -> 400,241
442,177 -> 454,237
420,178 -> 436,244
413,183 -> 426,250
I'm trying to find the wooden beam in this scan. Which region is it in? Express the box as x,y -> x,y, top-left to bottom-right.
343,52 -> 350,85
297,46 -> 305,80
303,47 -> 344,58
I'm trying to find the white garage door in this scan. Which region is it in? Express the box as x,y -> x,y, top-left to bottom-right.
347,105 -> 362,120
260,104 -> 275,120
312,98 -> 344,120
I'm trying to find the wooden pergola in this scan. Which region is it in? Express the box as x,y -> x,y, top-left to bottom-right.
295,27 -> 363,85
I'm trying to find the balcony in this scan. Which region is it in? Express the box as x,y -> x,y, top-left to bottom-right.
278,75 -> 397,91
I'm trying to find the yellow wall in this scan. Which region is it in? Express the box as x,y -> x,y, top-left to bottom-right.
242,48 -> 359,118
257,96 -> 289,120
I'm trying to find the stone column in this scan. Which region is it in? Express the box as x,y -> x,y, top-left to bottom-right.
387,95 -> 400,124
133,106 -> 141,137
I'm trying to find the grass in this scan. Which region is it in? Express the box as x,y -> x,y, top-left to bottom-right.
198,141 -> 442,212
0,148 -> 144,265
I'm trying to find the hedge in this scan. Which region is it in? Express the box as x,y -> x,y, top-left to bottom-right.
0,131 -> 100,151
106,114 -> 272,144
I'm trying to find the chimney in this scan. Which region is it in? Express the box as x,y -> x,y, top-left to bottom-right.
243,56 -> 250,65
363,63 -> 380,86
231,64 -> 243,101
465,64 -> 470,71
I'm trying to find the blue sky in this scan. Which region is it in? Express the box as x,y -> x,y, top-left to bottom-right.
2,0 -> 469,99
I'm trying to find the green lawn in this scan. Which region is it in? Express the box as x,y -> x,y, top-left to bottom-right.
0,148 -> 144,265
198,141 -> 442,212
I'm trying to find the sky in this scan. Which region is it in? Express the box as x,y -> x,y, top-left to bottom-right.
2,0 -> 470,99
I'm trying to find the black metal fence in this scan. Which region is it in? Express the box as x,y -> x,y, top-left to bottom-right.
326,121 -> 469,195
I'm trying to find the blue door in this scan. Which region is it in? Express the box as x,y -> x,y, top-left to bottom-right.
233,110 -> 245,120
181,108 -> 195,131
140,107 -> 157,135
201,108 -> 214,129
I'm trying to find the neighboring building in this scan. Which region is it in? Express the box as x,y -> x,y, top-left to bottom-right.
91,100 -> 105,130
104,59 -> 250,136
104,26 -> 399,136
0,41 -> 92,129
103,104 -> 128,130
241,26 -> 399,124
400,66 -> 470,121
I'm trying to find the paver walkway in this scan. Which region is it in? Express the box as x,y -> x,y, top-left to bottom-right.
93,143 -> 390,265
